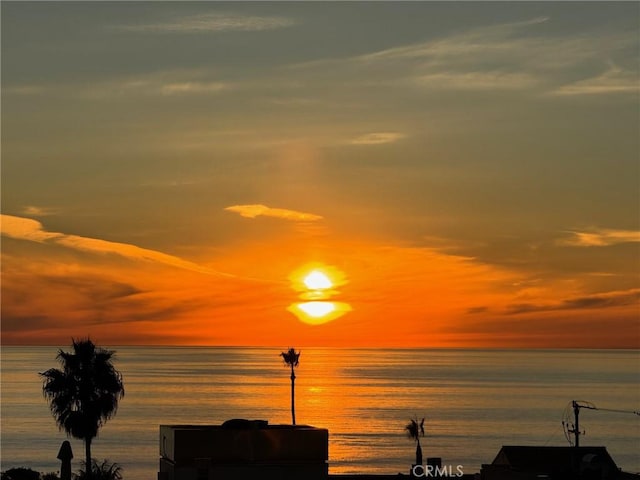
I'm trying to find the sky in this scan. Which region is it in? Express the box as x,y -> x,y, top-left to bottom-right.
1,2 -> 639,348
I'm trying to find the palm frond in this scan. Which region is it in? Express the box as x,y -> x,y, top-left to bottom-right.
40,338 -> 124,443
78,459 -> 123,480
405,416 -> 425,442
280,347 -> 300,367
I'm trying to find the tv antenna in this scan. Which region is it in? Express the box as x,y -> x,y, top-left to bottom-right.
562,400 -> 640,447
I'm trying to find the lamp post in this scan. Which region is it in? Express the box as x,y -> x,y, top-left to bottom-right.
57,440 -> 73,480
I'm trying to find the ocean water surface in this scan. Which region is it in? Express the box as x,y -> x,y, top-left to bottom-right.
1,347 -> 639,478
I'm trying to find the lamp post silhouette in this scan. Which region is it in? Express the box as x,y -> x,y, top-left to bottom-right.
57,440 -> 73,480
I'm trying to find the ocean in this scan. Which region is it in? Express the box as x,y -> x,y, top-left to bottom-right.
1,347 -> 639,478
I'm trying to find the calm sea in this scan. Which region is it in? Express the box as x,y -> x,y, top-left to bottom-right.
1,347 -> 639,478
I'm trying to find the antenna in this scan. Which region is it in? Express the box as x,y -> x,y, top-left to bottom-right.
562,400 -> 640,447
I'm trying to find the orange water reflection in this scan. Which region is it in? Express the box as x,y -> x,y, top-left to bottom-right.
288,301 -> 352,325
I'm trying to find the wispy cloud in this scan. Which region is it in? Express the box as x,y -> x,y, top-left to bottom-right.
350,132 -> 406,145
21,205 -> 58,217
357,16 -> 551,63
159,81 -> 228,95
4,77 -> 231,100
550,65 -> 639,96
412,71 -> 538,91
339,16 -> 557,93
78,70 -> 231,99
558,228 -> 640,247
506,288 -> 640,314
290,16 -> 636,97
0,214 -> 232,276
115,12 -> 296,34
225,204 -> 323,222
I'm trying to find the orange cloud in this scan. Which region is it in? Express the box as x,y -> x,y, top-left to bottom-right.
505,289 -> 640,314
225,204 -> 323,222
559,228 -> 640,247
0,214 -> 233,276
1,215 -> 62,242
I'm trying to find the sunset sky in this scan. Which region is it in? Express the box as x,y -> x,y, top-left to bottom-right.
2,2 -> 639,348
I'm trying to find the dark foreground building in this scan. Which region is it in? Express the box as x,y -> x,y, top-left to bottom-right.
480,446 -> 640,480
158,420 -> 328,480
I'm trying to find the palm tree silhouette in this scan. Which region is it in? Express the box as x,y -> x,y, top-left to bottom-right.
40,338 -> 125,479
405,416 -> 425,466
280,348 -> 300,425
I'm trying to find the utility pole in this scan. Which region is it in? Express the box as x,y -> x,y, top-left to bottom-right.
564,400 -> 639,447
571,400 -> 581,447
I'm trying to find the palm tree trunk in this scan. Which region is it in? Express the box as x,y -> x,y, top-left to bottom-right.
290,364 -> 296,425
415,440 -> 422,466
85,437 -> 92,479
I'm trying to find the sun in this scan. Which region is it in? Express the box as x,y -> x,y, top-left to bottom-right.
288,263 -> 351,325
303,270 -> 333,290
289,263 -> 346,295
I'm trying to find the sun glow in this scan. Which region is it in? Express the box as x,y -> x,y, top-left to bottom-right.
299,301 -> 335,317
289,263 -> 346,294
288,263 -> 351,325
288,301 -> 352,326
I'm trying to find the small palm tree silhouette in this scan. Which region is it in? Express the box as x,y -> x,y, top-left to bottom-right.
405,416 -> 425,466
280,348 -> 300,425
